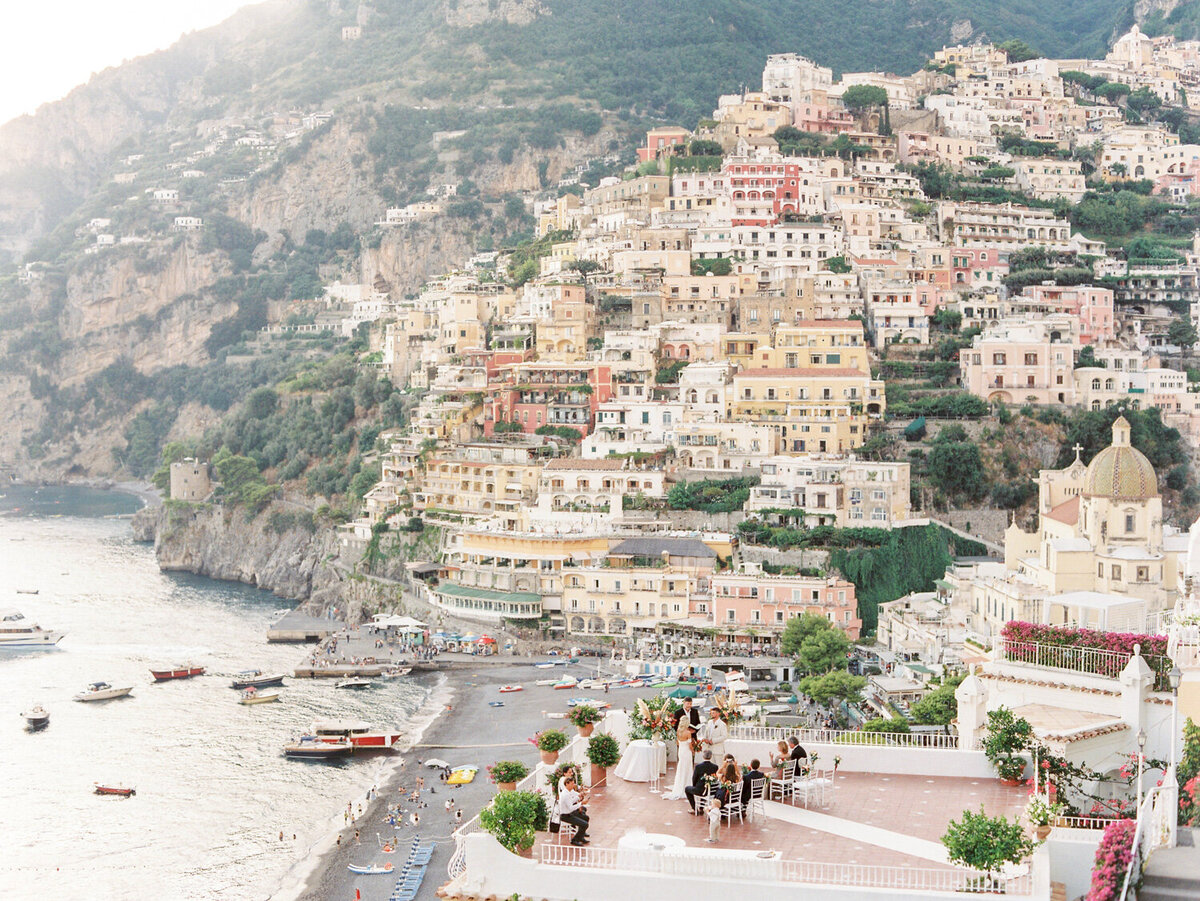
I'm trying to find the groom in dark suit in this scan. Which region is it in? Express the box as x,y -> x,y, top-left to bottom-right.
685,750 -> 719,812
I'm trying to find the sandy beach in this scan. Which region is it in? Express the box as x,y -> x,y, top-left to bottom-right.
281,657 -> 627,901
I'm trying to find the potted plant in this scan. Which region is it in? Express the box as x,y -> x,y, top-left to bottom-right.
983,707 -> 1033,786
487,760 -> 530,792
942,806 -> 1036,890
536,728 -> 568,765
479,789 -> 549,857
586,733 -> 621,788
1025,796 -> 1063,839
568,704 -> 603,737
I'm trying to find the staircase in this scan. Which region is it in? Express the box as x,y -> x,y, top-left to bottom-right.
1138,829 -> 1200,901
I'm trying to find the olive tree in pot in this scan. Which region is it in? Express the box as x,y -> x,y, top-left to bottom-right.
536,728 -> 568,765
983,707 -> 1033,785
487,760 -> 530,792
942,806 -> 1036,891
479,789 -> 549,857
586,733 -> 621,788
568,704 -> 603,737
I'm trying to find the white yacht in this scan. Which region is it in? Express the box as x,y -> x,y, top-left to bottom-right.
0,610 -> 65,648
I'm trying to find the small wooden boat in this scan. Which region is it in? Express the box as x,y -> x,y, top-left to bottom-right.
487,701 -> 505,708
151,664 -> 206,682
22,705 -> 49,729
335,678 -> 373,690
498,684 -> 523,693
534,678 -> 558,686
284,737 -> 353,759
347,862 -> 394,875
380,665 -> 411,679
94,783 -> 135,797
74,682 -> 134,702
230,670 -> 285,690
239,687 -> 281,705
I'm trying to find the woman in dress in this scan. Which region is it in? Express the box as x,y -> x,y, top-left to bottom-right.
664,718 -> 696,800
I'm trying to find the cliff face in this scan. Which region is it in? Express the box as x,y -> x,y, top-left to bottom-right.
153,502 -> 343,600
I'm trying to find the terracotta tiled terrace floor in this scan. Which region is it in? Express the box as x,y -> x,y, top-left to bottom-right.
533,764 -> 1030,870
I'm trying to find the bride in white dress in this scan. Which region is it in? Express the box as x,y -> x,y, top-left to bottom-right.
664,718 -> 696,800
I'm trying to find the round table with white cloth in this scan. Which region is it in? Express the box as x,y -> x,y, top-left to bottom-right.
613,739 -> 668,783
616,830 -> 687,870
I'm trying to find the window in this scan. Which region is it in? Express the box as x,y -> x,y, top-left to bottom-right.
726,609 -> 737,622
1126,514 -> 1135,533
1112,565 -> 1122,581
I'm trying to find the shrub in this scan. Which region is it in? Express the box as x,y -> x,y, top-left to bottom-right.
487,760 -> 530,784
942,807 -> 1036,877
567,704 -> 603,728
479,790 -> 549,853
535,729 -> 568,753
1086,819 -> 1138,901
586,733 -> 621,768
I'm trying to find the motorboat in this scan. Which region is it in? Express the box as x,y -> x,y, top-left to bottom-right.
74,682 -> 133,702
552,678 -> 578,690
534,678 -> 559,686
0,609 -> 65,648
567,697 -> 610,709
310,720 -> 402,749
230,670 -> 285,690
380,665 -> 412,679
150,664 -> 206,682
498,684 -> 523,693
94,784 -> 135,797
284,736 -> 353,759
22,705 -> 49,729
335,678 -> 374,690
347,862 -> 394,875
239,687 -> 281,705
488,701 -> 505,708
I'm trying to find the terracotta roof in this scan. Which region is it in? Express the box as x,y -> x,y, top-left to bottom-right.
739,367 -> 868,378
543,458 -> 625,471
1044,495 -> 1080,526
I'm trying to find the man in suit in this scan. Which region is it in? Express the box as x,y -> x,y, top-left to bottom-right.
740,758 -> 768,808
702,708 -> 729,760
788,736 -> 808,762
685,750 -> 719,813
680,696 -> 701,729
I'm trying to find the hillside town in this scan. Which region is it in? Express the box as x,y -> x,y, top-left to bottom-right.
141,25 -> 1200,901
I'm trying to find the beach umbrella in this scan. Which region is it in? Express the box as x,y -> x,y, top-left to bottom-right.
668,686 -> 698,699
423,758 -> 450,768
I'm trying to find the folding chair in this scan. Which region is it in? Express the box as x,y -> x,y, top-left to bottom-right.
720,792 -> 744,825
746,779 -> 767,822
770,760 -> 797,803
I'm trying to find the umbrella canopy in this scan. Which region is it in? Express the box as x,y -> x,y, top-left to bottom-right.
667,686 -> 699,699
423,758 -> 450,768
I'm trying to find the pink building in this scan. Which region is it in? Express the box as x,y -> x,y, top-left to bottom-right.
950,247 -> 1008,288
711,570 -> 861,640
1018,284 -> 1115,345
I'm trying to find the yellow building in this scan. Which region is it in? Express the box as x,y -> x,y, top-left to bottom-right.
416,439 -> 551,525
535,293 -> 595,362
748,320 -> 872,374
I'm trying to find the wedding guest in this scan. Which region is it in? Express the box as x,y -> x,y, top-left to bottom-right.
740,759 -> 767,807
788,736 -> 808,762
705,798 -> 722,843
685,750 -> 719,813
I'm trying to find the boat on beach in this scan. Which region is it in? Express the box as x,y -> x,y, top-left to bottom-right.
0,609 -> 65,648
552,678 -> 578,690
498,684 -> 523,693
74,682 -> 134,702
15,589 -> 38,595
22,704 -> 49,729
310,719 -> 402,749
347,862 -> 394,875
335,677 -> 374,690
150,664 -> 206,681
230,670 -> 285,689
239,687 -> 281,705
94,784 -> 135,797
534,678 -> 558,686
284,736 -> 353,759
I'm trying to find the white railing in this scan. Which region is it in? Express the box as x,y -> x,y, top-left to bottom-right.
730,724 -> 959,749
1053,815 -> 1111,830
539,844 -> 1032,894
448,762 -> 549,877
1118,769 -> 1177,901
999,638 -> 1130,680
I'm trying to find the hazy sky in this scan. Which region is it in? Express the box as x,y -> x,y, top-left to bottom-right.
0,1 -> 254,126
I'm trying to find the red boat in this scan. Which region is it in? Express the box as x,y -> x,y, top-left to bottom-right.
150,664 -> 206,682
311,719 -> 402,749
94,784 -> 135,797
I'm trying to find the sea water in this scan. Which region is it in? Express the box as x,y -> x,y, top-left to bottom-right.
0,486 -> 431,900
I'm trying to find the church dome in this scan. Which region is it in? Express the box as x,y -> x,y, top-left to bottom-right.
1082,416 -> 1157,500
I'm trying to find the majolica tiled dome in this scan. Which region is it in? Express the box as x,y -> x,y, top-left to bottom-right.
1083,416 -> 1157,500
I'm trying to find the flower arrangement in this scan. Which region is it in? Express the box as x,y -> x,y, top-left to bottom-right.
487,760 -> 530,785
535,729 -> 568,753
710,687 -> 744,724
631,694 -> 682,741
1085,819 -> 1138,901
832,755 -> 841,774
1025,795 -> 1063,827
567,704 -> 603,728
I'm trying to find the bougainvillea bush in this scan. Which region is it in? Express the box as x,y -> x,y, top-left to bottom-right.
1000,622 -> 1171,688
1085,819 -> 1138,901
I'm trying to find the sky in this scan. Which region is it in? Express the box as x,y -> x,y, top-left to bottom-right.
0,0 -> 254,126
